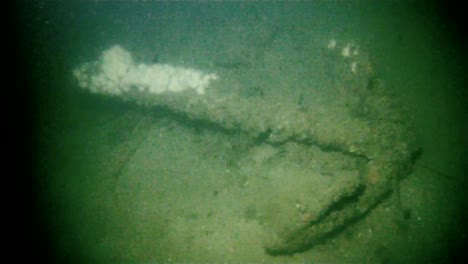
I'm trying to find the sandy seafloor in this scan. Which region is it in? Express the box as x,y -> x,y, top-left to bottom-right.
22,1 -> 466,263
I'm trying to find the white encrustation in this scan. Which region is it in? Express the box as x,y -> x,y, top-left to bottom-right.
73,45 -> 219,96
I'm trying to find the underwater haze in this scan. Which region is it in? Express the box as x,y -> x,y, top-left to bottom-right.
18,1 -> 467,263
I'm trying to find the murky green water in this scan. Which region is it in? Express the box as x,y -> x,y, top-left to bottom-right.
21,1 -> 466,263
